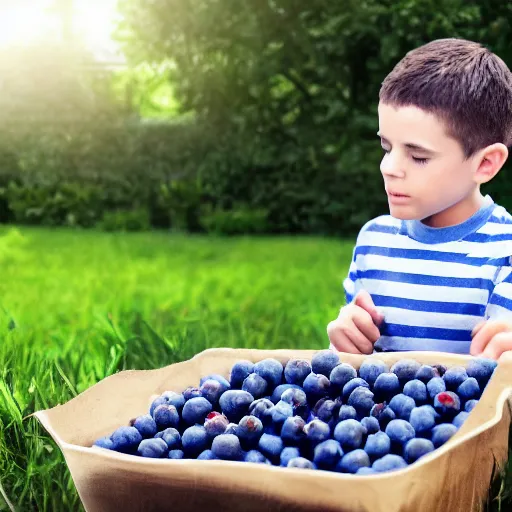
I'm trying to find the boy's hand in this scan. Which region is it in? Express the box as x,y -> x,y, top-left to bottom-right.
470,320 -> 512,360
327,290 -> 384,354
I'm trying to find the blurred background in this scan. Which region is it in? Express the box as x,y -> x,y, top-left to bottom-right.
1,1 -> 512,510
0,0 -> 511,236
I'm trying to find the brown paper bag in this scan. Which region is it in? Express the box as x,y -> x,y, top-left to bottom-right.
32,348 -> 512,512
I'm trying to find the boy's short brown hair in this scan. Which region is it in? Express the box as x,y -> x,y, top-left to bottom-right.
380,38 -> 512,158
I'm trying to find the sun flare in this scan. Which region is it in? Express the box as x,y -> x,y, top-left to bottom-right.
0,0 -> 120,51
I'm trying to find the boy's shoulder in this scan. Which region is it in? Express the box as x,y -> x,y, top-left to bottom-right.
486,203 -> 512,227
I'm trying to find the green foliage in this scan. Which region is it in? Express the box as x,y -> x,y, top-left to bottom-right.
200,204 -> 269,235
98,208 -> 151,232
2,3 -> 512,235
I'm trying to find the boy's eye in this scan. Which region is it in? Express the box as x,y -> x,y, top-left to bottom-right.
412,156 -> 428,164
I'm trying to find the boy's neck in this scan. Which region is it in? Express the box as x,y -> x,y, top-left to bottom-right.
420,190 -> 486,228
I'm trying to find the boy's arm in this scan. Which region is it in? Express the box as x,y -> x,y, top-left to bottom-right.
470,266 -> 512,359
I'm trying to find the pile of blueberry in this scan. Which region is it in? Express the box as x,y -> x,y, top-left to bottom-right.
93,351 -> 497,475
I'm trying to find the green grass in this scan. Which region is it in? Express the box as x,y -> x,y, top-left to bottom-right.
0,226 -> 511,511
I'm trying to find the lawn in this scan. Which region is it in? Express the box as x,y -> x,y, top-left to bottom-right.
0,226 -> 510,511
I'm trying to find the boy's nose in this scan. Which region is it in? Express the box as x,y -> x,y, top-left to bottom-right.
380,153 -> 406,179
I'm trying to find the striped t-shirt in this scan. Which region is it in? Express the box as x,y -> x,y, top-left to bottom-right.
338,195 -> 512,354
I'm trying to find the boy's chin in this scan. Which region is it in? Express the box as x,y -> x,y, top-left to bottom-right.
388,205 -> 422,221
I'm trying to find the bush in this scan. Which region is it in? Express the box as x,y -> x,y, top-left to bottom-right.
199,204 -> 269,235
98,208 -> 151,232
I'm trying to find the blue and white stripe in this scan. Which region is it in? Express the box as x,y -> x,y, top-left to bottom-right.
337,196 -> 512,354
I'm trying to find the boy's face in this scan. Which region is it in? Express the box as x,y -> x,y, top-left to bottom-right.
377,102 -> 478,225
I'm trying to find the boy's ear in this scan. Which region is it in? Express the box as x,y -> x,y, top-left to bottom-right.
474,143 -> 509,184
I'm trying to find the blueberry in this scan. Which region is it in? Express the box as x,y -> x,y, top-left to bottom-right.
284,359 -> 312,386
238,415 -> 264,446
403,380 -> 427,404
271,384 -> 303,404
211,433 -> 243,460
312,398 -> 340,424
242,373 -> 268,399
271,400 -> 294,430
336,449 -> 370,474
168,449 -> 185,459
457,378 -> 480,401
427,377 -> 446,400
183,386 -> 202,401
254,358 -> 284,388
466,358 -> 497,387
280,446 -> 301,467
199,374 -> 230,392
281,387 -> 309,418
287,457 -> 316,470
443,366 -> 468,391
204,412 -> 230,439
137,438 -> 168,458
416,404 -> 440,421
197,449 -> 218,460
150,391 -> 185,415
357,467 -> 377,475
338,405 -> 358,421
388,394 -> 415,420
155,427 -> 181,449
342,378 -> 370,400
311,349 -> 340,377
409,407 -> 436,437
111,426 -> 143,453
358,359 -> 389,387
303,373 -> 331,403
452,411 -> 470,429
224,423 -> 241,436
304,419 -> 331,445
433,364 -> 447,377
313,439 -> 343,469
372,454 -> 408,473
219,390 -> 254,422
370,403 -> 396,429
200,379 -> 224,405
385,419 -> 415,451
348,387 -> 375,418
404,438 -> 434,463
364,431 -> 391,460
131,414 -> 158,438
415,365 -> 439,383
330,363 -> 357,390
431,423 -> 458,448
391,359 -> 421,386
152,404 -> 180,430
182,425 -> 209,456
258,433 -> 284,462
433,392 -> 461,419
361,416 -> 380,435
248,398 -> 274,424
465,399 -> 479,413
281,416 -> 306,444
373,373 -> 400,402
333,419 -> 367,451
182,397 -> 213,425
94,436 -> 113,450
230,360 -> 255,388
245,449 -> 271,464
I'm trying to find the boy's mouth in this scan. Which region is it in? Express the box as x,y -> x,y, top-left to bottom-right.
386,189 -> 409,197
386,190 -> 411,204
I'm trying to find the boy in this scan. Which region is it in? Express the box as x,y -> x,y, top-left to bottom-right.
327,38 -> 512,361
